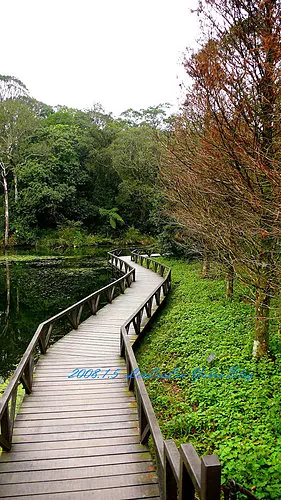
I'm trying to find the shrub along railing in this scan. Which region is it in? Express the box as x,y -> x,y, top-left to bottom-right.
117,250 -> 221,500
0,251 -> 135,452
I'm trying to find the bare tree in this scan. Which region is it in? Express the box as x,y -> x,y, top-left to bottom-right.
161,0 -> 281,358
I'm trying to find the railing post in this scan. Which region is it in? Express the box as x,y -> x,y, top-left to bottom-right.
155,289 -> 161,306
67,308 -> 79,329
145,297 -> 152,318
105,285 -> 115,303
120,330 -> 125,357
179,444 -> 199,500
89,294 -> 100,315
20,353 -> 34,394
139,402 -> 150,444
201,455 -> 221,500
39,323 -> 53,354
0,406 -> 12,451
164,440 -> 180,500
38,326 -> 47,354
133,309 -> 143,335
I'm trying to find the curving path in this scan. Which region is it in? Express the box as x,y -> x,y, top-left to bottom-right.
0,256 -> 164,499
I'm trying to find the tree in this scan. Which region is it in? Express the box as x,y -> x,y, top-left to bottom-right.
16,107 -> 121,239
0,75 -> 28,101
0,93 -> 39,246
110,123 -> 161,232
162,0 -> 281,358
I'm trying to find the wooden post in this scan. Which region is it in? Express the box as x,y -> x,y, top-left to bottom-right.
133,309 -> 143,335
90,294 -> 100,315
21,354 -> 34,394
201,455 -> 221,500
120,331 -> 125,357
139,403 -> 150,444
179,444 -> 200,500
105,285 -> 115,303
38,326 -> 47,354
145,298 -> 152,318
67,308 -> 79,329
164,440 -> 180,500
155,289 -> 161,306
0,406 -> 11,451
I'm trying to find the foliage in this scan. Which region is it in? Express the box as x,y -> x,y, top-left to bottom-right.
0,81 -> 170,246
121,226 -> 154,246
98,207 -> 124,229
136,258 -> 281,499
110,124 -> 163,233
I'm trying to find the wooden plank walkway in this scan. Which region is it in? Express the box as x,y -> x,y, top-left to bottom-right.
0,257 -> 163,499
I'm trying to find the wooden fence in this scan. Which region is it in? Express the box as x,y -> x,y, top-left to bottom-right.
0,252 -> 135,452
117,249 -> 222,500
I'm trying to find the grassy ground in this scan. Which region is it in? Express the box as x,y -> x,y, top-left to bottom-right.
136,258 -> 281,499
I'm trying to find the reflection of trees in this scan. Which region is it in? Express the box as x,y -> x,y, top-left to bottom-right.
5,258 -> 10,325
0,255 -> 110,381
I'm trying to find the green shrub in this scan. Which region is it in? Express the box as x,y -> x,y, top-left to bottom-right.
136,259 -> 281,499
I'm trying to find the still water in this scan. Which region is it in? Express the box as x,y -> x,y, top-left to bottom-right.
0,248 -> 112,381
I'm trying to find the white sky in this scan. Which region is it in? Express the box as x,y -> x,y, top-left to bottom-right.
1,0 -> 200,116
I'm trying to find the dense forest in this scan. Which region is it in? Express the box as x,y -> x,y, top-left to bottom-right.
0,75 -> 173,249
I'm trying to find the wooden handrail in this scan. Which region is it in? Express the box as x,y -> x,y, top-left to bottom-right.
0,250 -> 135,451
114,250 -> 221,500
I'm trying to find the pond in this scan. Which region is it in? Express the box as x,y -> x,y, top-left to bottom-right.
0,247 -> 113,382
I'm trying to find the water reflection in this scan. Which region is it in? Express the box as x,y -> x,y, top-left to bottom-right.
0,249 -> 111,381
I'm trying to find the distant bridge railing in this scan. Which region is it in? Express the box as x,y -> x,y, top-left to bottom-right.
112,249 -> 221,500
0,251 -> 135,452
116,249 -> 260,500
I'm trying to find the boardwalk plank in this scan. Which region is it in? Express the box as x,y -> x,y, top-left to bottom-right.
12,428 -> 139,444
0,484 -> 160,499
0,461 -> 154,484
0,452 -> 152,473
0,471 -> 158,496
0,443 -> 150,463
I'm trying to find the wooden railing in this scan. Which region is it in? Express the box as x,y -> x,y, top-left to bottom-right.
0,251 -> 135,452
116,250 -> 221,500
222,480 -> 260,500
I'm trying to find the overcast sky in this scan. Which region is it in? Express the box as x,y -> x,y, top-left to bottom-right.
1,0 -> 200,116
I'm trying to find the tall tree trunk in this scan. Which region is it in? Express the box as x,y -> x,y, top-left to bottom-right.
2,257 -> 11,335
253,286 -> 270,358
225,263 -> 234,301
1,162 -> 9,248
253,242 -> 274,359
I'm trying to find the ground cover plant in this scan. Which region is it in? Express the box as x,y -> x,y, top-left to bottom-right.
136,258 -> 281,499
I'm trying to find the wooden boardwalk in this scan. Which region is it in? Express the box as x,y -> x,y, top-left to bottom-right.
0,256 -> 164,499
